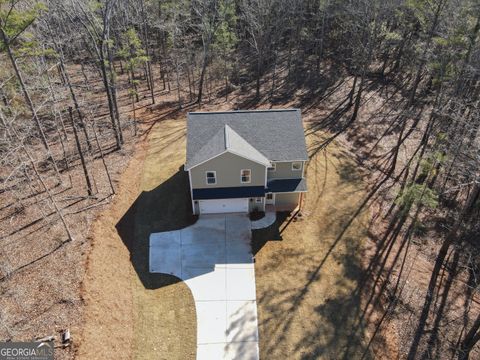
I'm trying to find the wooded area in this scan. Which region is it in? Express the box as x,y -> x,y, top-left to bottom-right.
0,0 -> 479,359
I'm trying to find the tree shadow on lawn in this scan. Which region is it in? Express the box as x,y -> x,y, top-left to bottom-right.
252,169 -> 390,359
254,218 -> 384,360
115,168 -> 197,290
251,212 -> 291,255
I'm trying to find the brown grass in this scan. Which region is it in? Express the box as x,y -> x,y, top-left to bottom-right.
78,114 -> 399,360
67,61 -> 404,359
253,131 -> 397,359
0,50 -> 400,360
3,52 -> 475,358
77,118 -> 196,360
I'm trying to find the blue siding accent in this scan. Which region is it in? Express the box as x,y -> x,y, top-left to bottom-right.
193,186 -> 265,200
266,178 -> 307,193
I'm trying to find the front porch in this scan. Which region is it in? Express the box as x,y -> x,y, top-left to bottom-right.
264,192 -> 304,212
251,206 -> 277,230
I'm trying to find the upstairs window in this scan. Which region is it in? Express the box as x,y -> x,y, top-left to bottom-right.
241,169 -> 251,183
206,171 -> 216,185
267,163 -> 276,172
292,162 -> 302,171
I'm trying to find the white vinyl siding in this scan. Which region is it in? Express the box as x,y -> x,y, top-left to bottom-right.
275,193 -> 300,209
266,161 -> 305,179
190,152 -> 265,189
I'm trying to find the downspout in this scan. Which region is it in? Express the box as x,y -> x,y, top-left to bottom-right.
263,164 -> 268,212
187,168 -> 195,215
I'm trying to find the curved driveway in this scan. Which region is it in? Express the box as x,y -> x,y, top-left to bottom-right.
149,214 -> 259,360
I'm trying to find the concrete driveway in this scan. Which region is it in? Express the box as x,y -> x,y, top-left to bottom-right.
149,214 -> 259,360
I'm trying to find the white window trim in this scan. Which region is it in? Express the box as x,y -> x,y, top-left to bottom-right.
206,171 -> 217,185
265,192 -> 275,205
291,161 -> 302,171
255,197 -> 262,203
267,163 -> 276,172
240,169 -> 251,184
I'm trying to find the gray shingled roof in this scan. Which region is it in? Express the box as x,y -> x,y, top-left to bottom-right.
186,124 -> 271,169
185,109 -> 308,170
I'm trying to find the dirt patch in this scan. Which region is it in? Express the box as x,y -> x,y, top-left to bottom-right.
76,127 -> 147,359
77,118 -> 196,360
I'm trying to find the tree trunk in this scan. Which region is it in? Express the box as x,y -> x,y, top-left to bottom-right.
224,52 -> 229,101
6,120 -> 73,242
1,29 -> 49,150
91,117 -> 115,195
407,0 -> 445,107
186,61 -> 193,102
350,74 -> 365,123
458,314 -> 480,360
421,249 -> 460,360
68,107 -> 93,197
391,32 -> 408,74
348,75 -> 358,107
106,40 -> 123,145
256,55 -> 261,99
131,94 -> 137,136
80,62 -> 90,90
197,48 -> 208,103
407,182 -> 480,360
99,42 -> 122,149
140,0 -> 155,104
44,61 -> 68,143
174,56 -> 182,108
58,54 -> 92,150
270,49 -> 277,100
315,0 -> 327,73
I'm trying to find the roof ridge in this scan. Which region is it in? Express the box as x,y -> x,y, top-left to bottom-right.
224,124 -> 230,149
189,109 -> 298,115
223,125 -> 271,166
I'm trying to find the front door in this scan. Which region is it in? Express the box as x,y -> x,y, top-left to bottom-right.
265,193 -> 275,205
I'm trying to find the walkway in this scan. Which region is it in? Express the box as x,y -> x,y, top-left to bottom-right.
251,207 -> 276,230
149,214 -> 259,360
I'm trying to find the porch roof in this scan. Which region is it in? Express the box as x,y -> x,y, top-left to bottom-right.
266,178 -> 307,193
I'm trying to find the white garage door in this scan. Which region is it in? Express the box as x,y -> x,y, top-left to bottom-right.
199,198 -> 249,214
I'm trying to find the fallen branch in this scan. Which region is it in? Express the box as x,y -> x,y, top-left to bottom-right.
64,195 -> 113,215
0,238 -> 71,282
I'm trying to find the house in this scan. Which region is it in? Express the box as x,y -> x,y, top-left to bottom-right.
185,109 -> 308,215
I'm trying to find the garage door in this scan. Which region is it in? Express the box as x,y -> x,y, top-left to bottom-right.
199,198 -> 249,214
